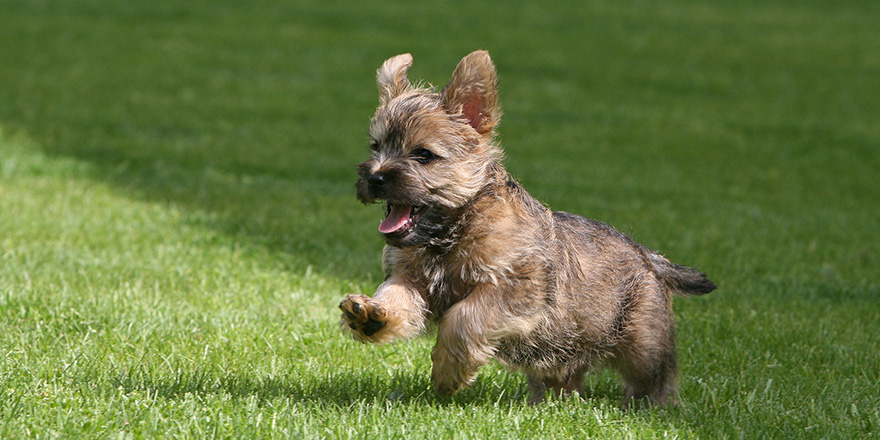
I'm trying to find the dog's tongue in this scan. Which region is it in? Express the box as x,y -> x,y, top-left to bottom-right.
379,205 -> 413,234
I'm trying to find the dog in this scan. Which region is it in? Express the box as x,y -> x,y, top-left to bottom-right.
339,50 -> 715,406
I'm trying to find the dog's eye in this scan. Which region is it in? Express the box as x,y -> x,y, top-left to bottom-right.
410,148 -> 438,164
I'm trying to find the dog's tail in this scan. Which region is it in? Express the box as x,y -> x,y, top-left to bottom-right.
646,251 -> 716,295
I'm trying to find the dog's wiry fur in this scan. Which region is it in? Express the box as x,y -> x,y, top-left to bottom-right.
340,51 -> 716,406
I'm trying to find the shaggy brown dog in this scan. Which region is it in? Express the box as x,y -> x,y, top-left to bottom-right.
340,51 -> 715,405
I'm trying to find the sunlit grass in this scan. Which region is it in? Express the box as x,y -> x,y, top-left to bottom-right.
1,0 -> 878,438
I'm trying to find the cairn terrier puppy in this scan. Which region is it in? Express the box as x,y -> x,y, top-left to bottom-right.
340,50 -> 715,405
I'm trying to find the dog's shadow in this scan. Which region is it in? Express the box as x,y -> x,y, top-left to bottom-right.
112,367 -> 622,408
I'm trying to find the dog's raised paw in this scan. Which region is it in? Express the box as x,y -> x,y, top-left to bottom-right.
339,294 -> 388,340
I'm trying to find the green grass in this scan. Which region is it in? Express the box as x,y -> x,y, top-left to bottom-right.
1,0 -> 879,438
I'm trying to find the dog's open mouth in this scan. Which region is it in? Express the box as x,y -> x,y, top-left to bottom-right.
378,204 -> 429,235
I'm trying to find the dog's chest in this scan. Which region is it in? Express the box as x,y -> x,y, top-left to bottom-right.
408,252 -> 472,319
395,245 -> 500,319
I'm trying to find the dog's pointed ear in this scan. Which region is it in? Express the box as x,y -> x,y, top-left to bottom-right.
441,50 -> 501,136
377,53 -> 413,105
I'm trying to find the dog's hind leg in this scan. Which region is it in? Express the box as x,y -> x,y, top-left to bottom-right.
526,370 -> 586,404
614,316 -> 680,406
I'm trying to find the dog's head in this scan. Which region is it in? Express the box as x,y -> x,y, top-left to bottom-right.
357,51 -> 503,247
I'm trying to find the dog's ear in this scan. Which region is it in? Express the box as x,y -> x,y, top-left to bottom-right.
377,53 -> 413,105
441,50 -> 501,136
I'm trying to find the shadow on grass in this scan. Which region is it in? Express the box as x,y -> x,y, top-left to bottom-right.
109,365 -> 624,409
4,124 -> 385,285
112,367 -> 480,407
0,0 -> 391,285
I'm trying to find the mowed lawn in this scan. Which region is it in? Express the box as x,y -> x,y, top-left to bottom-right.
1,1 -> 878,438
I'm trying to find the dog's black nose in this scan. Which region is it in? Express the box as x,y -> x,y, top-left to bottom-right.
368,172 -> 387,188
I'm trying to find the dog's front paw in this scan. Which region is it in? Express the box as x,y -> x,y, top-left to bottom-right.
339,294 -> 388,342
431,344 -> 479,397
